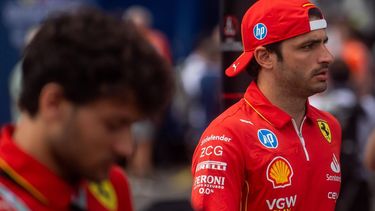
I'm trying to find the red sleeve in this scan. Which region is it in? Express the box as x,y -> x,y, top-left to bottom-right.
110,166 -> 133,211
191,126 -> 245,211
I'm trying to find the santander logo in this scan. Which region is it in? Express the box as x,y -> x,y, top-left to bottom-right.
330,154 -> 340,173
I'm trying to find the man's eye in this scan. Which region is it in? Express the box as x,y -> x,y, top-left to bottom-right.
105,122 -> 122,131
302,43 -> 314,49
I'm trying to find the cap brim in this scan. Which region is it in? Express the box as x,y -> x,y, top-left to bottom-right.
225,51 -> 254,77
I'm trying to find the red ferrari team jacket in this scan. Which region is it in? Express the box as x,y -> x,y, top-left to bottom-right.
0,126 -> 133,211
191,82 -> 342,211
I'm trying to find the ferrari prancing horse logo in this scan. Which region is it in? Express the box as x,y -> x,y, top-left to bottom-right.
318,120 -> 331,143
88,180 -> 117,211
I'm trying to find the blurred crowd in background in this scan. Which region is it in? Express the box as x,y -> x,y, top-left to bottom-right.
1,0 -> 375,210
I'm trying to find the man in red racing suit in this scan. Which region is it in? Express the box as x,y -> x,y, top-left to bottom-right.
191,82 -> 341,210
191,0 -> 342,210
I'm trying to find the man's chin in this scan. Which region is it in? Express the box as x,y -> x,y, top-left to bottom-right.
85,169 -> 111,182
313,83 -> 328,94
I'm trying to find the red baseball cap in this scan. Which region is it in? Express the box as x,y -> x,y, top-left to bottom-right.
225,0 -> 327,77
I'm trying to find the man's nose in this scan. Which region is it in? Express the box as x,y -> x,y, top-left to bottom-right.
319,44 -> 334,65
112,127 -> 133,158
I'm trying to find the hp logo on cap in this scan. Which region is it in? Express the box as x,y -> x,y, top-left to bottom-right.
253,23 -> 267,40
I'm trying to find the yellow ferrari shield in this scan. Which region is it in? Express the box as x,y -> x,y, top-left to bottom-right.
88,180 -> 117,211
317,120 -> 331,143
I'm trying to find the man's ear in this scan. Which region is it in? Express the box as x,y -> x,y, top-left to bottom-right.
253,46 -> 276,70
38,83 -> 66,121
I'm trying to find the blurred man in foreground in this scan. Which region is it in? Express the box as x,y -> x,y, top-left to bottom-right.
0,7 -> 172,210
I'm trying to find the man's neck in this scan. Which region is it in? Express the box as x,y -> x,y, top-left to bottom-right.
13,114 -> 82,185
13,115 -> 44,154
13,115 -> 62,177
257,80 -> 307,128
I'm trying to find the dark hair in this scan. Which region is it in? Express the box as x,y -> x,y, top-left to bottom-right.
246,41 -> 282,78
20,7 -> 173,117
308,8 -> 323,20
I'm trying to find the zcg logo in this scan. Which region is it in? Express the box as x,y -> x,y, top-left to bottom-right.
200,145 -> 223,158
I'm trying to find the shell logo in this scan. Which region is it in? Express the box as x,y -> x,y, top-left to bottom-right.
266,156 -> 294,188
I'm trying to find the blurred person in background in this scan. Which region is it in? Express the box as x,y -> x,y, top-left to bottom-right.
321,18 -> 375,211
122,5 -> 175,178
309,59 -> 357,123
338,22 -> 373,98
123,5 -> 172,64
364,129 -> 375,172
310,59 -> 371,211
180,26 -> 221,152
0,7 -> 172,210
191,0 -> 342,210
9,25 -> 40,123
364,128 -> 375,211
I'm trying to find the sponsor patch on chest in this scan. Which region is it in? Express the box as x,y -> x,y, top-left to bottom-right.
317,119 -> 332,143
266,156 -> 294,189
88,180 -> 117,211
257,129 -> 278,149
266,195 -> 297,211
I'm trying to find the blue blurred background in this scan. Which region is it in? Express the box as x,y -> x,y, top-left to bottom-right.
0,0 -> 219,125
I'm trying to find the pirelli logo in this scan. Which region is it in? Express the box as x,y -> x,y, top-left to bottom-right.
195,161 -> 227,172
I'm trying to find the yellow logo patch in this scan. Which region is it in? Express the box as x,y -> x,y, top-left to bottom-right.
266,156 -> 293,188
318,120 -> 331,143
88,180 -> 117,211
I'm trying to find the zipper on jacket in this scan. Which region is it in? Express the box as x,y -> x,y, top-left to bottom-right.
292,118 -> 310,161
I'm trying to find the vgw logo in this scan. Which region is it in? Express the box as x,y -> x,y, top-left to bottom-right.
253,23 -> 267,40
258,129 -> 278,148
266,195 -> 297,211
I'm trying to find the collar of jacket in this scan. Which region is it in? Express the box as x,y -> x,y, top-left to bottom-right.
243,81 -> 319,129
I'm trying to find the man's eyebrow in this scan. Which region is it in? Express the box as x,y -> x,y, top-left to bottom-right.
300,37 -> 329,45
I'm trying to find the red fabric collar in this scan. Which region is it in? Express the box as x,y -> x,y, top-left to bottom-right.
243,81 -> 318,128
0,125 -> 76,208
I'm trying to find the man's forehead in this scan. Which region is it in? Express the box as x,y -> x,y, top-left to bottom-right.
287,29 -> 328,44
83,98 -> 143,120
